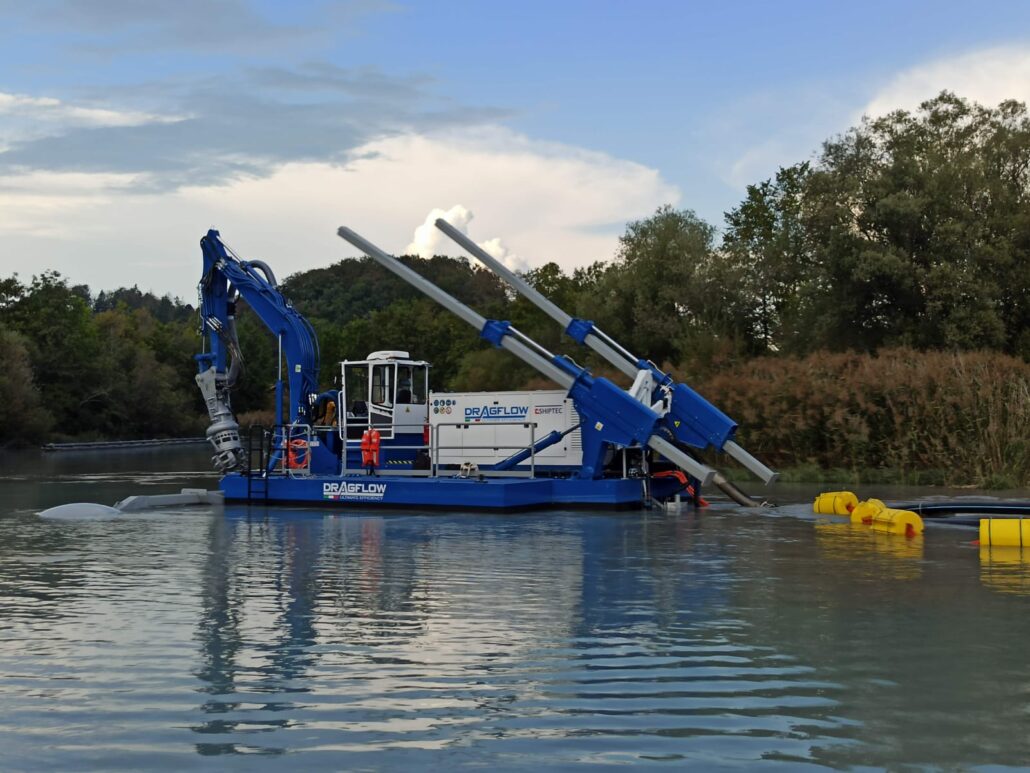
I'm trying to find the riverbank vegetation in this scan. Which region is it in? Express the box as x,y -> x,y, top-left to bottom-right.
2,92 -> 1028,486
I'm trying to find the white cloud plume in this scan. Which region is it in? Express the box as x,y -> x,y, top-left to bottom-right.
863,45 -> 1030,118
405,204 -> 472,257
405,204 -> 527,271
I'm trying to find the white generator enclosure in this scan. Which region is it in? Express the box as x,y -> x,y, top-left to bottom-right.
430,390 -> 583,469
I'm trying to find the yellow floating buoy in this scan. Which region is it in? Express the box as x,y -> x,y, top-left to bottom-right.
870,507 -> 923,537
850,498 -> 886,525
814,491 -> 858,515
979,518 -> 1030,548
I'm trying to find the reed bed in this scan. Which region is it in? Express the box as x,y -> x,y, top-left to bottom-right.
693,349 -> 1030,487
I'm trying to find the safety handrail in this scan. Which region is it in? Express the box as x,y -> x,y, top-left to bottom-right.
263,420 -> 544,478
336,421 -> 431,476
270,423 -> 312,477
431,420 -> 538,478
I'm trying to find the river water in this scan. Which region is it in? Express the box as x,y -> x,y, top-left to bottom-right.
1,448 -> 1029,770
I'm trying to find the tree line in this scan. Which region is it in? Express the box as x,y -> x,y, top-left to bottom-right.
3,92 -> 1030,472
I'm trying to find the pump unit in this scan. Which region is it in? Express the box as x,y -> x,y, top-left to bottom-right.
431,390 -> 582,469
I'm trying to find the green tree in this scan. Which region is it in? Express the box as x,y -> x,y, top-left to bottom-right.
723,91 -> 1030,356
722,163 -> 812,352
585,206 -> 747,368
0,326 -> 53,445
1,271 -> 106,435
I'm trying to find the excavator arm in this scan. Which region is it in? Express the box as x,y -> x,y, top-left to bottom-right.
195,229 -> 319,472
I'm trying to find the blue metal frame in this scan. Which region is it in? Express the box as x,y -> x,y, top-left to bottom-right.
196,229 -> 320,426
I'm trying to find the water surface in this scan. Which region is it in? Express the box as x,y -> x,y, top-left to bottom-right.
2,449 -> 1029,770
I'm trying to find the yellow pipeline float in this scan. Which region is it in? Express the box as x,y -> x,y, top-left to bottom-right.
850,498 -> 886,525
813,491 -> 859,515
870,507 -> 923,537
979,518 -> 1030,548
814,491 -> 923,538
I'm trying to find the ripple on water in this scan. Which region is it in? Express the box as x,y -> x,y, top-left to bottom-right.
2,493 -> 1030,769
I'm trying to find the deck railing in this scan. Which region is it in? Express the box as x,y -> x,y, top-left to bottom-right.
245,419 -> 543,479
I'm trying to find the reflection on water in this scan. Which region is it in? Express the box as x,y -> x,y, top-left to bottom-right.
1,451 -> 1030,769
814,521 -> 924,579
980,546 -> 1030,596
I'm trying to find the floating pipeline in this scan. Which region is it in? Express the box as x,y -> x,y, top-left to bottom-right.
814,492 -> 923,537
898,501 -> 1030,529
850,498 -> 886,525
813,491 -> 858,515
871,508 -> 924,537
816,491 -> 1030,532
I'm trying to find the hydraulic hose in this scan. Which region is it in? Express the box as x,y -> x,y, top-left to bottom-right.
225,316 -> 243,388
246,260 -> 278,287
661,429 -> 768,507
711,470 -> 768,508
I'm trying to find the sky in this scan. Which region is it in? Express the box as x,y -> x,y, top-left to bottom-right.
3,0 -> 1030,301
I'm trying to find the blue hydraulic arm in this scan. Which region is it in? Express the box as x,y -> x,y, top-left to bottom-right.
492,424 -> 581,472
337,226 -> 717,486
195,229 -> 320,472
432,219 -> 777,488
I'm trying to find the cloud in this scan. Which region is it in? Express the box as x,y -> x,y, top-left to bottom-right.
0,91 -> 184,151
0,126 -> 680,300
0,170 -> 145,237
719,45 -> 1030,193
0,0 -> 393,52
406,205 -> 473,257
405,205 -> 526,271
251,63 -> 433,102
0,92 -> 177,128
0,70 -> 508,189
863,45 -> 1030,118
708,85 -> 858,193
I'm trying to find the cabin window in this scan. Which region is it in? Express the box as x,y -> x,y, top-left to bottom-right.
371,363 -> 393,406
411,365 -> 428,403
396,365 -> 426,404
344,364 -> 369,415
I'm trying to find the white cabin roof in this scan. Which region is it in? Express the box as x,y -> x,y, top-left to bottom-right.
367,350 -> 410,361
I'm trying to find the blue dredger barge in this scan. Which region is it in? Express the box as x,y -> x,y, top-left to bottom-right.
195,221 -> 777,510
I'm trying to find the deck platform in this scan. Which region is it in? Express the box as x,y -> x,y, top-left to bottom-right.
222,473 -> 652,511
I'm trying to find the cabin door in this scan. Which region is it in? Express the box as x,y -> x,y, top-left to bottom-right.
369,362 -> 395,438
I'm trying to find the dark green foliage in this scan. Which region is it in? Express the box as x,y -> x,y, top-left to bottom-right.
2,271 -> 107,435
282,254 -> 509,327
91,310 -> 204,438
0,326 -> 53,445
723,92 -> 1030,356
94,286 -> 194,323
227,301 -> 281,415
0,272 -> 204,442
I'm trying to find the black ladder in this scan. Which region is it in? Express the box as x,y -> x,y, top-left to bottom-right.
245,425 -> 271,503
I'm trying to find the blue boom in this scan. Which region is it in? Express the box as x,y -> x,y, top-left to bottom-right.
195,229 -> 319,471
337,226 -> 721,487
432,219 -> 777,491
